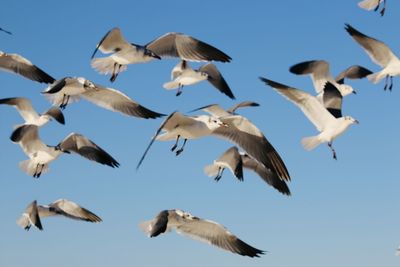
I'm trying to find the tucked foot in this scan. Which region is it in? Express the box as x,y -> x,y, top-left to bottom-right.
175,148 -> 184,156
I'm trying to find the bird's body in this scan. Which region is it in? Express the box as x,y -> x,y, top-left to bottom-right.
139,209 -> 264,257
260,77 -> 359,159
345,23 -> 400,91
17,199 -> 102,231
358,0 -> 386,16
10,124 -> 119,177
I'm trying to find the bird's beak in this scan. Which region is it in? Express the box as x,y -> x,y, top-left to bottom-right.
354,120 -> 360,124
352,90 -> 357,95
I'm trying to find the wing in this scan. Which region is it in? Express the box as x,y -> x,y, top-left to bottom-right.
139,210 -> 169,237
59,133 -> 119,168
358,0 -> 380,10
322,82 -> 343,118
345,24 -> 398,68
335,65 -> 373,84
213,114 -> 290,181
260,77 -> 337,131
136,111 -> 196,169
10,124 -> 47,155
199,63 -> 235,99
289,60 -> 331,94
0,97 -> 39,122
226,101 -> 259,114
50,199 -> 102,222
16,200 -> 43,230
91,27 -> 131,58
189,104 -> 230,117
82,85 -> 165,119
44,107 -> 65,124
215,146 -> 243,180
176,218 -> 264,257
146,32 -> 231,62
0,52 -> 55,83
242,154 -> 291,195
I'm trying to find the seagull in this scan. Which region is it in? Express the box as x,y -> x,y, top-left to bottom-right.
137,109 -> 290,182
42,77 -> 165,119
345,23 -> 400,91
358,0 -> 386,16
139,209 -> 264,257
91,27 -> 231,82
10,124 -> 119,178
0,97 -> 65,127
0,51 -> 55,84
260,77 -> 359,160
289,60 -> 371,96
163,60 -> 235,99
17,199 -> 102,231
204,146 -> 291,195
0,27 -> 12,35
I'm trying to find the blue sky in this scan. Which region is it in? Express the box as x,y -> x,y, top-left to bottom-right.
1,0 -> 399,266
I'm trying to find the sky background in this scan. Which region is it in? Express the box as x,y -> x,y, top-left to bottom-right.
1,0 -> 399,266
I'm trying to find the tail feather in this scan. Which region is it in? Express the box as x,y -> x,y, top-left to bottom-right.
204,163 -> 220,177
91,57 -> 127,75
301,136 -> 322,151
163,81 -> 180,90
138,220 -> 153,236
19,160 -> 49,177
358,0 -> 379,10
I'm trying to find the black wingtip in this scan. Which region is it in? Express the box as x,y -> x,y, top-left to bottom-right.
10,125 -> 27,142
259,76 -> 286,90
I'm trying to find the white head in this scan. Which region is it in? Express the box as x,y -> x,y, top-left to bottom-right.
343,116 -> 359,125
196,115 -> 228,130
339,84 -> 356,96
174,209 -> 195,219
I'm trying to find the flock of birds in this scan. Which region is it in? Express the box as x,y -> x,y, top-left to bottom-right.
1,0 -> 398,258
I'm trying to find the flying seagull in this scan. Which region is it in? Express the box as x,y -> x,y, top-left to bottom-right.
260,77 -> 359,160
0,27 -> 12,35
204,146 -> 291,195
0,97 -> 65,127
0,51 -> 55,84
42,77 -> 165,119
10,124 -> 119,178
139,209 -> 264,257
91,27 -> 231,82
137,110 -> 290,182
358,0 -> 386,16
345,23 -> 400,91
17,199 -> 102,231
289,60 -> 371,96
163,60 -> 235,99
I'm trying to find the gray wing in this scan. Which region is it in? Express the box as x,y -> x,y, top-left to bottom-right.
136,111 -> 197,169
0,97 -> 39,122
146,32 -> 231,62
345,24 -> 398,68
242,154 -> 291,195
44,107 -> 65,125
91,27 -> 131,58
213,114 -> 290,182
59,133 -> 119,168
216,146 -> 243,180
289,60 -> 331,94
16,200 -> 43,230
49,199 -> 102,222
260,77 -> 337,131
189,104 -> 230,117
323,82 -> 343,118
198,63 -> 235,99
43,77 -> 68,94
10,124 -> 48,156
176,217 -> 264,257
0,52 -> 55,83
226,101 -> 260,114
335,65 -> 373,84
82,84 -> 165,119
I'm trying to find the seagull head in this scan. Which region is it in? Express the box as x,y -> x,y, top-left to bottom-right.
340,84 -> 356,96
344,116 -> 359,125
208,116 -> 228,129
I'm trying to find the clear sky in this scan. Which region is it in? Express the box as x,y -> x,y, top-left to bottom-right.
1,0 -> 399,266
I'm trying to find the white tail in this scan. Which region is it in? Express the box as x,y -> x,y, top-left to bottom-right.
138,220 -> 152,236
358,0 -> 380,10
301,136 -> 322,151
367,71 -> 384,84
19,160 -> 49,176
204,163 -> 219,177
163,81 -> 180,90
91,57 -> 127,75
